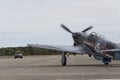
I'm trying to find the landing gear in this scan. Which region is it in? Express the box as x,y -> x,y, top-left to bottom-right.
88,54 -> 92,57
61,52 -> 67,66
103,58 -> 111,65
104,62 -> 109,65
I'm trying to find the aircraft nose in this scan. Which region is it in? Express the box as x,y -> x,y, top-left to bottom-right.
73,32 -> 81,37
72,32 -> 82,41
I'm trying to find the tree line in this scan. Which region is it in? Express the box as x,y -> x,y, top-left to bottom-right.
0,46 -> 61,56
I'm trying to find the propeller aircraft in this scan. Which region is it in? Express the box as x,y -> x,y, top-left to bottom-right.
29,24 -> 120,66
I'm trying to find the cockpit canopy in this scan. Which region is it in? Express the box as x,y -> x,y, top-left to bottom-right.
89,32 -> 105,39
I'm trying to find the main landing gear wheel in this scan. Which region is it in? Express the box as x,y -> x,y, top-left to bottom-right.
61,52 -> 67,66
104,62 -> 109,65
103,58 -> 111,65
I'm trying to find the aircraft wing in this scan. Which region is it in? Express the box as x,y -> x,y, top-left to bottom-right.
28,44 -> 85,54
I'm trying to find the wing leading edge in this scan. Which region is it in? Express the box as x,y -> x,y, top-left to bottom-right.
28,44 -> 85,54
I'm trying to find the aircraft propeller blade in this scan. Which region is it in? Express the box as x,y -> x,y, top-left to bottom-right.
82,26 -> 93,33
61,24 -> 73,34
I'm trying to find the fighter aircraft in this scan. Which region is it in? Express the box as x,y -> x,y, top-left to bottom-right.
29,24 -> 120,66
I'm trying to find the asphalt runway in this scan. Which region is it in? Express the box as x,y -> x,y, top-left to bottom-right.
0,55 -> 120,80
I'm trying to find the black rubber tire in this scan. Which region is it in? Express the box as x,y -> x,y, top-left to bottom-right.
104,62 -> 109,65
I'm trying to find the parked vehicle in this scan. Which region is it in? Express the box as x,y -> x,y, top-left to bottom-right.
14,51 -> 23,59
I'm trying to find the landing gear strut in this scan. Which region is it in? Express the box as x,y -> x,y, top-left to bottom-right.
61,52 -> 67,66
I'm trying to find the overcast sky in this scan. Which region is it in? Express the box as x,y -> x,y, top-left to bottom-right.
0,0 -> 120,47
